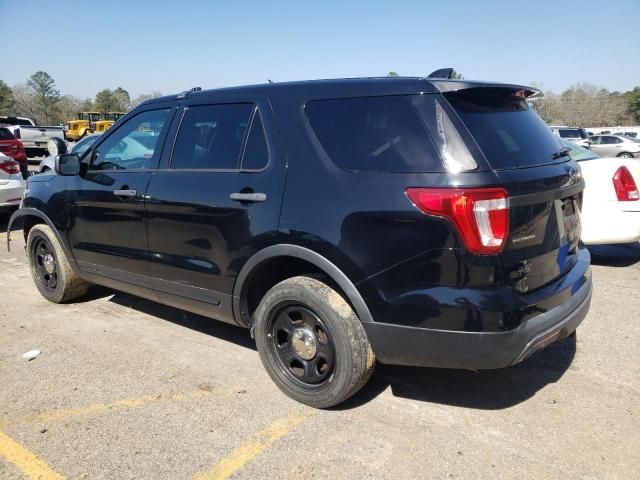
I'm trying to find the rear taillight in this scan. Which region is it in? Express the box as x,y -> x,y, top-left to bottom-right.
612,166 -> 639,201
0,159 -> 20,175
406,187 -> 509,254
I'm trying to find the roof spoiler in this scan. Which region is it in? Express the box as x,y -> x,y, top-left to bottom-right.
427,68 -> 454,79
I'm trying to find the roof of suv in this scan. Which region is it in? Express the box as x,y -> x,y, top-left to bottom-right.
141,77 -> 541,106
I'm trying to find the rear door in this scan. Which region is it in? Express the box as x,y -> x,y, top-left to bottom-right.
66,104 -> 175,280
442,88 -> 584,292
145,97 -> 286,323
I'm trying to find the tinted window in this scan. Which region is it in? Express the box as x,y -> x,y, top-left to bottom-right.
0,127 -> 14,140
444,89 -> 563,169
559,129 -> 580,139
171,103 -> 253,170
306,96 -> 443,172
242,111 -> 268,170
601,136 -> 620,144
91,109 -> 170,171
590,136 -> 601,144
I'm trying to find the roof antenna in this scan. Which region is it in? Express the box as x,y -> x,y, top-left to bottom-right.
427,68 -> 454,79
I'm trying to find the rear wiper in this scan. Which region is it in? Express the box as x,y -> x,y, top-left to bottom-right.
551,147 -> 571,160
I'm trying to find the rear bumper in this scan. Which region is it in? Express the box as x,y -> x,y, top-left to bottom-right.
363,253 -> 592,370
0,179 -> 26,209
581,207 -> 640,245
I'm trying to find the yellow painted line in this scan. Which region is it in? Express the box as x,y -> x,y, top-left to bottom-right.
193,410 -> 313,480
4,386 -> 232,427
0,428 -> 65,480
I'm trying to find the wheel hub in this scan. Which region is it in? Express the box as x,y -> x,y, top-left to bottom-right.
291,327 -> 317,360
43,254 -> 55,274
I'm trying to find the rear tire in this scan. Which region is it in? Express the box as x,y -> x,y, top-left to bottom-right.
617,152 -> 634,158
27,224 -> 90,303
254,276 -> 375,408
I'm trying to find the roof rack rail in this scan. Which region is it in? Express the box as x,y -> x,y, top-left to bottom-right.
427,68 -> 454,79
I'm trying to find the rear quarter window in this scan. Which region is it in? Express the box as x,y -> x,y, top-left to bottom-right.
305,95 -> 444,172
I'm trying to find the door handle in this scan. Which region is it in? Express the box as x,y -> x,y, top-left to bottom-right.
114,189 -> 137,197
230,192 -> 267,203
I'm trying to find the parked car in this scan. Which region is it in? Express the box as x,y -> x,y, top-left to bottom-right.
558,138 -> 639,245
0,116 -> 65,158
549,126 -> 591,148
0,153 -> 25,214
8,75 -> 592,408
589,135 -> 640,158
39,134 -> 101,173
0,127 -> 28,179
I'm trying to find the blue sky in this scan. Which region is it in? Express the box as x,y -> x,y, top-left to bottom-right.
2,0 -> 639,99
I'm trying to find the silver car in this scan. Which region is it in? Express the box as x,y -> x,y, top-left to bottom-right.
588,134 -> 640,158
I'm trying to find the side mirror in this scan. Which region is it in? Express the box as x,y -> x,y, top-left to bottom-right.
55,154 -> 80,176
47,137 -> 67,156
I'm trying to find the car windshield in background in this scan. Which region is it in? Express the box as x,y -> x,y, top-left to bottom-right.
558,138 -> 598,162
443,88 -> 563,170
0,127 -> 15,140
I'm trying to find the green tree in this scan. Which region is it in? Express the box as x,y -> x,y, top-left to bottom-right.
112,87 -> 130,111
93,89 -> 116,113
0,80 -> 15,114
628,87 -> 640,123
387,71 -> 400,77
26,71 -> 60,123
451,69 -> 464,80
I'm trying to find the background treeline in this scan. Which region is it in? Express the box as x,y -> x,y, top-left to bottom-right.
1,71 -> 639,127
0,71 -> 162,125
529,83 -> 640,127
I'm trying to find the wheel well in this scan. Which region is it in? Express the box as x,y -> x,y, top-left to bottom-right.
22,215 -> 45,242
241,256 -> 353,326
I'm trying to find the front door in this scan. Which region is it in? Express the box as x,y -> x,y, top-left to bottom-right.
145,99 -> 286,323
67,106 -> 175,281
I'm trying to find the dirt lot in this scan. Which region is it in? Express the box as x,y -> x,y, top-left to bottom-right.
0,215 -> 639,480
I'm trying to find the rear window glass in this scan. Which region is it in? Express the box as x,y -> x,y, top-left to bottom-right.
305,96 -> 443,172
0,128 -> 14,140
444,89 -> 564,170
559,129 -> 580,138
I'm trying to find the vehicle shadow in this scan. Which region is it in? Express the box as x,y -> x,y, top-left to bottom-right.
107,290 -> 256,351
0,210 -> 21,234
588,243 -> 640,267
97,287 -> 575,411
337,333 -> 577,411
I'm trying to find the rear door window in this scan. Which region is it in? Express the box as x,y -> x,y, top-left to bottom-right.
305,96 -> 445,172
0,128 -> 14,140
443,88 -> 564,170
171,103 -> 254,170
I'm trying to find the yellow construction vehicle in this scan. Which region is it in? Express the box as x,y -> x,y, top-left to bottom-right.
64,112 -> 101,141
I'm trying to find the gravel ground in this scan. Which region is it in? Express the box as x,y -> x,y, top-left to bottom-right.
0,215 -> 638,480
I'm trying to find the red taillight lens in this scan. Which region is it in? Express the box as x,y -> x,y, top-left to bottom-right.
0,159 -> 20,175
612,166 -> 639,201
406,187 -> 510,254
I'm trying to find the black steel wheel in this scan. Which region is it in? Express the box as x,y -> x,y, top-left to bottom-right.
269,304 -> 336,386
31,236 -> 59,292
254,276 -> 375,408
27,224 -> 90,303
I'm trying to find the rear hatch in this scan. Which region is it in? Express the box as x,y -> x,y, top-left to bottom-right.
442,87 -> 583,293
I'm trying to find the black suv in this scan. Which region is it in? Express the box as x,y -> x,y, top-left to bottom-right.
9,75 -> 592,408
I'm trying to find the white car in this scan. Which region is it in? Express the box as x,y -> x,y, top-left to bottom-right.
560,139 -> 640,245
0,153 -> 26,213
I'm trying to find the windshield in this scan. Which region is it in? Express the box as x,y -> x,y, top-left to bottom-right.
71,135 -> 100,154
558,138 -> 598,162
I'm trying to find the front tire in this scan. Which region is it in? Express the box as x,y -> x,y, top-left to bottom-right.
617,152 -> 634,158
254,276 -> 375,408
27,224 -> 90,303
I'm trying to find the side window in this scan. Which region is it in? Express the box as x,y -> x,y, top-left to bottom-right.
171,103 -> 254,170
241,110 -> 268,170
91,109 -> 170,171
602,136 -> 618,145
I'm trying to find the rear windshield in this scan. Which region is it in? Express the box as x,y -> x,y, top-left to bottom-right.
305,96 -> 444,172
0,127 -> 14,140
444,89 -> 564,170
559,129 -> 581,139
